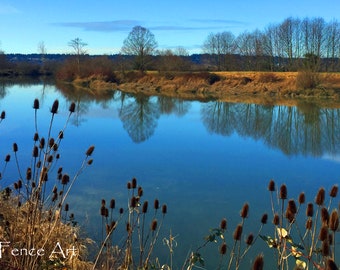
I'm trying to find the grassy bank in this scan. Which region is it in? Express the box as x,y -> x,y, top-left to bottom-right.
69,71 -> 340,106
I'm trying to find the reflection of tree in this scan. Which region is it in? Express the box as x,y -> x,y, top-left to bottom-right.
157,96 -> 190,116
201,101 -> 340,157
56,82 -> 115,126
119,94 -> 160,143
201,102 -> 238,136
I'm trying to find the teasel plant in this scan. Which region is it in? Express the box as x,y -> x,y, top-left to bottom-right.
92,177 -> 168,270
0,99 -> 95,270
184,201 -> 265,270
259,179 -> 339,270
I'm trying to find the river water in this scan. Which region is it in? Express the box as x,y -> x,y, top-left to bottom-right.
0,81 -> 339,269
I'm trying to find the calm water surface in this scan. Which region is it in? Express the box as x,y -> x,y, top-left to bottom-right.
0,82 -> 339,268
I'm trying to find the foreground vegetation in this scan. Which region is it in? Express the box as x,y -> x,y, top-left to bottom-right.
0,99 -> 338,269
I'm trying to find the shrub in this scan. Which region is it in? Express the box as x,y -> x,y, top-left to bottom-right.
296,70 -> 321,90
258,72 -> 281,83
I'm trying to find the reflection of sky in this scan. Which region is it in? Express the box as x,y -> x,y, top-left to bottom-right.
1,84 -> 339,269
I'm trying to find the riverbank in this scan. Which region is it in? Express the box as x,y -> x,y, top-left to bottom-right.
71,71 -> 340,106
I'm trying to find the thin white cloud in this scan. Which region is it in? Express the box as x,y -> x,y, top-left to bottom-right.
191,19 -> 247,26
0,3 -> 20,14
52,19 -> 244,33
53,20 -> 142,32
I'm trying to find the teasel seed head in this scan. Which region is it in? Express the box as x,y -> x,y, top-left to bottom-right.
104,207 -> 109,217
138,186 -> 143,197
288,199 -> 297,214
329,209 -> 339,232
47,155 -> 53,163
52,186 -> 57,193
261,213 -> 268,224
298,192 -> 305,204
61,174 -> 70,185
127,182 -> 132,189
36,160 -> 41,168
279,184 -> 287,200
162,204 -> 167,215
154,199 -> 159,210
33,133 -> 39,141
17,180 -> 22,189
33,99 -> 40,109
321,207 -> 329,225
252,254 -> 264,270
49,138 -> 54,148
87,159 -> 93,165
0,110 -> 5,120
219,242 -> 227,255
151,219 -> 157,231
246,233 -> 254,245
85,145 -> 95,156
32,146 -> 38,158
52,193 -> 58,202
285,209 -> 295,223
326,258 -> 337,270
105,224 -> 110,235
142,201 -> 148,213
273,214 -> 280,226
101,199 -> 106,206
26,168 -> 32,180
306,203 -> 314,217
268,179 -> 275,192
119,208 -> 124,215
126,222 -> 131,233
57,167 -> 63,174
130,196 -> 137,208
240,203 -> 249,218
5,154 -> 10,162
131,177 -> 137,189
322,239 -> 330,257
13,143 -> 18,153
315,187 -> 326,206
233,224 -> 243,241
306,219 -> 313,230
53,143 -> 58,152
64,204 -> 69,212
319,225 -> 329,241
51,99 -> 59,114
110,199 -> 115,209
220,218 -> 227,230
41,167 -> 48,182
14,182 -> 18,190
329,185 -> 338,198
69,102 -> 76,113
39,137 -> 45,149
58,130 -> 64,140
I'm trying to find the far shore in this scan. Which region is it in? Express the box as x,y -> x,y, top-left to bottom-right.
68,71 -> 340,107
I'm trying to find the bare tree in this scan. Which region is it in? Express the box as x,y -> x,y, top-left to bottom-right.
38,41 -> 47,74
121,26 -> 157,72
202,31 -> 235,70
68,37 -> 88,74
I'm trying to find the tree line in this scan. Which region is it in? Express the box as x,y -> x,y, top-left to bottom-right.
202,17 -> 340,72
1,16 -> 340,77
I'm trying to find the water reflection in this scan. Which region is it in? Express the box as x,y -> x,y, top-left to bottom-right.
1,80 -> 339,157
201,101 -> 340,156
119,94 -> 160,143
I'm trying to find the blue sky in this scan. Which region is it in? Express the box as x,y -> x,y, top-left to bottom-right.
0,0 -> 339,54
